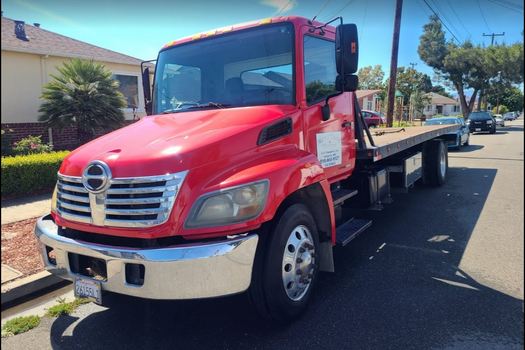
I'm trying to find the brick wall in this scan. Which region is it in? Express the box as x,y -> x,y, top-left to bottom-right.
1,120 -> 137,151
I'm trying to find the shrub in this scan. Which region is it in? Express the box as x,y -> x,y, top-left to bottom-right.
12,135 -> 53,156
1,315 -> 40,337
1,151 -> 69,196
46,297 -> 91,317
492,105 -> 508,115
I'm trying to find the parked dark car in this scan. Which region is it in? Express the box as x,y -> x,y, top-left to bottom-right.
467,111 -> 496,134
361,110 -> 383,128
424,117 -> 470,149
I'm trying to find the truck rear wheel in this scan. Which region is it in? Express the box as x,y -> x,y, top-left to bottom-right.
423,139 -> 448,186
249,203 -> 319,323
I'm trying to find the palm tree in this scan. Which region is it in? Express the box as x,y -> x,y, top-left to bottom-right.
39,59 -> 126,144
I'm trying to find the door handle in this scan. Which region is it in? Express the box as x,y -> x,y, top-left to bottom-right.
342,121 -> 352,128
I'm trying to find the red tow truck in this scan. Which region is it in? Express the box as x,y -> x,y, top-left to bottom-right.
35,16 -> 458,322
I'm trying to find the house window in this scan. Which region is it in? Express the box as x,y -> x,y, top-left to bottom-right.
366,100 -> 373,110
304,36 -> 337,104
113,74 -> 140,109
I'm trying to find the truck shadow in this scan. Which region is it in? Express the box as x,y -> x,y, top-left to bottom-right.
452,144 -> 484,153
48,168 -> 523,350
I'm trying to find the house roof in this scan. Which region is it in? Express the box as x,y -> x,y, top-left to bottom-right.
1,17 -> 143,65
426,92 -> 458,105
356,89 -> 382,99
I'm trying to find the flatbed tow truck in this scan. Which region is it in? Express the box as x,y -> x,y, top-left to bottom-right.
35,16 -> 459,322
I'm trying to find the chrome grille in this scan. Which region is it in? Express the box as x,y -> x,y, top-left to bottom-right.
56,171 -> 187,228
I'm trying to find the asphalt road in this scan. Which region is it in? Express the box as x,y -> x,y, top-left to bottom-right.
2,120 -> 523,350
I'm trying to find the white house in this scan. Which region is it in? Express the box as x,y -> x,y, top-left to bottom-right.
423,92 -> 461,118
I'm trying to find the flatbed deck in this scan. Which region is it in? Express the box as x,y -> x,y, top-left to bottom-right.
357,125 -> 459,161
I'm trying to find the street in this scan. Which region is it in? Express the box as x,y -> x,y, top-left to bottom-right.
2,120 -> 523,350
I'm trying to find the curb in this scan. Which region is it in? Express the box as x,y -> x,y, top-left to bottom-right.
1,271 -> 69,306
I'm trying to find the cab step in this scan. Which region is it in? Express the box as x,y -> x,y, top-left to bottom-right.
336,218 -> 373,246
332,189 -> 358,206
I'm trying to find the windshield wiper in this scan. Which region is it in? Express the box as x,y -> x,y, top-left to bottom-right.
159,102 -> 230,114
160,109 -> 181,114
185,102 -> 231,110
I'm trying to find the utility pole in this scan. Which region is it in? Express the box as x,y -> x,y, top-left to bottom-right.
483,32 -> 505,46
386,0 -> 403,127
408,62 -> 417,122
479,32 -> 505,111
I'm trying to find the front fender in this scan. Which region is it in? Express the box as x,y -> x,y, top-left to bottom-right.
175,146 -> 332,239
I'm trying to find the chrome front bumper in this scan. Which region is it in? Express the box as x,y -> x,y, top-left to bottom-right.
35,215 -> 258,300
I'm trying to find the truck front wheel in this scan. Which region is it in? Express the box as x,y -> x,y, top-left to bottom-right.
249,203 -> 319,323
423,139 -> 448,186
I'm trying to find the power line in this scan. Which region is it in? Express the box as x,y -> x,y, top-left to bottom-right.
429,0 -> 464,42
445,0 -> 472,38
477,0 -> 492,32
487,0 -> 524,13
490,0 -> 523,10
422,0 -> 460,43
324,0 -> 354,21
312,0 -> 332,22
275,0 -> 293,16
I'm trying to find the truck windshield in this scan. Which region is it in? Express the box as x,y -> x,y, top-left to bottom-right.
153,23 -> 294,114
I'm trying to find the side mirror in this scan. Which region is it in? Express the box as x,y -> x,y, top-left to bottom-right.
335,23 -> 358,75
336,74 -> 358,92
141,64 -> 153,115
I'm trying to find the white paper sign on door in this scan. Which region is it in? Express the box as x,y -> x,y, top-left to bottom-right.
316,132 -> 342,168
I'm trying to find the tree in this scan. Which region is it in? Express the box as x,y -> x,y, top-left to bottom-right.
487,86 -> 524,112
39,59 -> 126,143
418,15 -> 524,117
409,90 -> 431,120
492,105 -> 508,114
395,67 -> 432,105
430,85 -> 452,98
357,65 -> 385,90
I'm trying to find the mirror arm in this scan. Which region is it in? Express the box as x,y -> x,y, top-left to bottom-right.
321,17 -> 345,121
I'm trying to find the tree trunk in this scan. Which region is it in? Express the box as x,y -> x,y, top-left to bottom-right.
455,83 -> 469,118
468,89 -> 479,115
455,82 -> 479,118
477,89 -> 483,111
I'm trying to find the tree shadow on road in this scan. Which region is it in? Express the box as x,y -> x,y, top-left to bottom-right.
48,167 -> 523,350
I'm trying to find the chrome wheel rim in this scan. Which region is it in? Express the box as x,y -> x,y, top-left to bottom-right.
440,147 -> 446,178
281,225 -> 316,301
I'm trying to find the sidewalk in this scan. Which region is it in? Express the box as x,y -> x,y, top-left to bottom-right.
1,193 -> 51,225
1,193 -> 62,305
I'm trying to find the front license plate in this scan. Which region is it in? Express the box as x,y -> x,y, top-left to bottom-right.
475,128 -> 481,131
74,277 -> 102,304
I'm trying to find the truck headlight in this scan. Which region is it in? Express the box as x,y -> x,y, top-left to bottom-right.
185,180 -> 269,228
486,120 -> 493,124
51,185 -> 58,212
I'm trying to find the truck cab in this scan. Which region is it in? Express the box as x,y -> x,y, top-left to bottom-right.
35,16 -> 451,322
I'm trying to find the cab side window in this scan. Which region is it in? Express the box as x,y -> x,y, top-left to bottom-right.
303,36 -> 337,105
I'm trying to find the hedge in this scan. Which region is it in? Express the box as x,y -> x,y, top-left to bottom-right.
1,151 -> 70,196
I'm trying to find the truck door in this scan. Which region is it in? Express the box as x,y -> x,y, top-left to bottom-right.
301,28 -> 356,183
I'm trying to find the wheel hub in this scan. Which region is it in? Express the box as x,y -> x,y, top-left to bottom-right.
282,225 -> 316,301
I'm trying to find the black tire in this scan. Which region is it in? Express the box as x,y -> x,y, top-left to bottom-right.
456,135 -> 462,150
464,135 -> 469,146
249,203 -> 319,323
489,126 -> 496,134
422,139 -> 448,186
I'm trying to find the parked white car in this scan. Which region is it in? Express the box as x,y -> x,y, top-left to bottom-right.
493,114 -> 505,127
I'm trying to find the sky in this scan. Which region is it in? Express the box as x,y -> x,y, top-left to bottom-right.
2,0 -> 524,89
